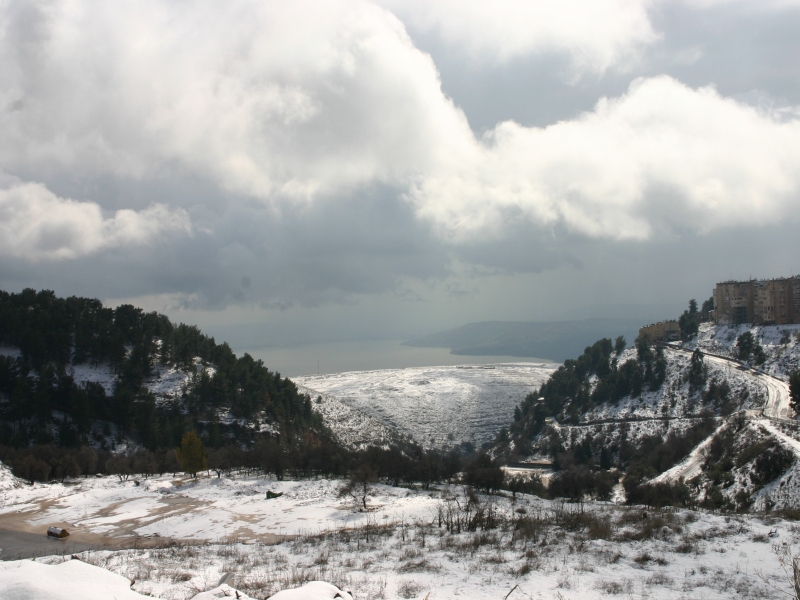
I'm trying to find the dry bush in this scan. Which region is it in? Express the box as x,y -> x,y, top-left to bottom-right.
597,579 -> 633,594
616,509 -> 681,542
646,572 -> 674,586
396,580 -> 423,599
512,510 -> 548,544
586,514 -> 614,540
396,558 -> 440,573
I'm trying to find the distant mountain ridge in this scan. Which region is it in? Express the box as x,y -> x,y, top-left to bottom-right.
403,318 -> 648,362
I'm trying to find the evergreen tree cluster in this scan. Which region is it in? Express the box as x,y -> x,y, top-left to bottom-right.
678,299 -> 701,339
0,437 -> 477,492
0,289 -> 322,450
509,336 -> 667,440
790,370 -> 800,415
735,331 -> 766,365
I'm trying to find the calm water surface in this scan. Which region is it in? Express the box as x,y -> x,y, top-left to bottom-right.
233,339 -> 553,378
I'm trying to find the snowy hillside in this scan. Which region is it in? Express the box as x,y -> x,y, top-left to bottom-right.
685,322 -> 800,378
295,384 -> 413,450
0,290 -> 323,453
65,359 -> 197,401
582,346 -> 766,423
294,362 -> 558,450
506,321 -> 800,511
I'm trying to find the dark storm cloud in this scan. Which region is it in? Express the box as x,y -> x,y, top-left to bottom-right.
1,0 -> 800,329
0,186 -> 450,309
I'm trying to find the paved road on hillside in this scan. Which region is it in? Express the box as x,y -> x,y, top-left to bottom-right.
652,348 -> 793,484
664,346 -> 791,420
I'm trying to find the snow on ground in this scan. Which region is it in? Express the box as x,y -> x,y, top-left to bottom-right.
537,347 -> 769,455
294,363 -> 559,450
0,461 -> 23,493
686,322 -> 800,379
0,346 -> 21,359
1,340 -> 201,403
67,360 -> 194,403
296,385 -> 412,450
582,348 -> 765,425
269,582 -> 353,600
3,462 -> 799,600
0,464 -> 441,543
652,421 -> 728,485
0,558 -> 153,600
147,364 -> 193,403
0,557 -> 260,600
65,492 -> 800,600
67,362 -> 119,395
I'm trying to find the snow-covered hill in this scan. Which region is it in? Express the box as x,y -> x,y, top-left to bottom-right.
514,322 -> 800,510
85,362 -> 194,401
294,384 -> 413,450
686,322 -> 800,378
294,362 -> 559,450
582,346 -> 766,423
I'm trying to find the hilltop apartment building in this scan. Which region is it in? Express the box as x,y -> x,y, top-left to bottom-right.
713,276 -> 800,325
638,320 -> 681,342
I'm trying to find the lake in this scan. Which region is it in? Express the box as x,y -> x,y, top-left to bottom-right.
231,339 -> 554,377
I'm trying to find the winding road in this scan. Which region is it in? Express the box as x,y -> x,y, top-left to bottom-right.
664,345 -> 792,420
652,346 -> 793,484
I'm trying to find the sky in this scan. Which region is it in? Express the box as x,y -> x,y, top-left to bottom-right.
1,0 -> 800,349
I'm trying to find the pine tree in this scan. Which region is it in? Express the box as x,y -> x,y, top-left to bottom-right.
790,371 -> 800,417
176,431 -> 208,478
688,348 -> 706,390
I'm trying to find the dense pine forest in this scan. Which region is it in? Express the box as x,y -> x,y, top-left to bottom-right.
0,289 -> 484,487
0,289 -> 322,449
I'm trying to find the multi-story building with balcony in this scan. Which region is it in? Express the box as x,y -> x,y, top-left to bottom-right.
713,276 -> 800,325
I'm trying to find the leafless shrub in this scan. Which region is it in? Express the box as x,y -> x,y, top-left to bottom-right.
556,571 -> 575,589
483,551 -> 508,565
597,579 -> 633,595
646,572 -> 674,586
396,580 -> 423,599
512,507 -> 548,544
396,558 -> 440,573
586,514 -> 614,540
399,546 -> 422,560
616,509 -> 681,542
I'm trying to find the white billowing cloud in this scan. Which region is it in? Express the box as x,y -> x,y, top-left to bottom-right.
0,180 -> 191,261
378,0 -> 659,72
1,0 -> 800,262
0,0 -> 471,201
410,76 -> 800,241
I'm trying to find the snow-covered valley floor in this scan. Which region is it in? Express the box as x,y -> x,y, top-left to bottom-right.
2,467 -> 799,600
294,363 -> 559,450
0,469 -> 438,545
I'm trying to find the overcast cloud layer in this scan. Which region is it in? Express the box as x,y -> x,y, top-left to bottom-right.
1,0 -> 799,341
